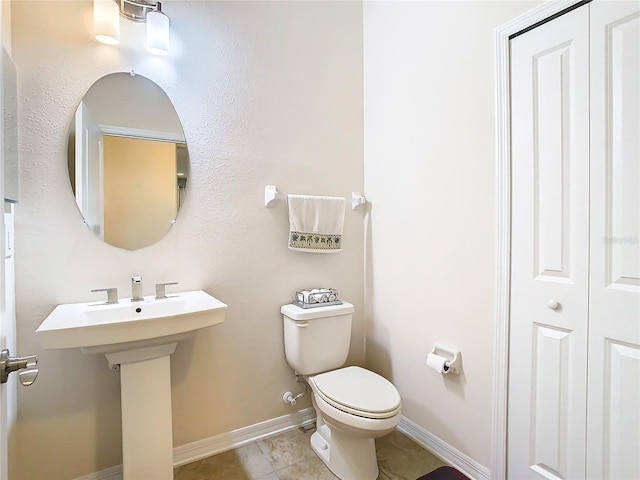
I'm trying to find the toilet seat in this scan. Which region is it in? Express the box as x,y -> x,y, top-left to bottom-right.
309,366 -> 401,419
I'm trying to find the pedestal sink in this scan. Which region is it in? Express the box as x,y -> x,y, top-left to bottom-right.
36,290 -> 227,480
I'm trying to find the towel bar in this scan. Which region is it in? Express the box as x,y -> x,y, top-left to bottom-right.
264,185 -> 366,210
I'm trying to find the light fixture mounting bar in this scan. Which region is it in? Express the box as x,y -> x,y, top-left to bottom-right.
119,0 -> 160,22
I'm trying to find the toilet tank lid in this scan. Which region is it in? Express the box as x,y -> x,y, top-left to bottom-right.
281,301 -> 354,321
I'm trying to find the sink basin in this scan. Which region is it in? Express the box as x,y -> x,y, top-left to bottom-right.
36,289 -> 227,479
36,290 -> 227,353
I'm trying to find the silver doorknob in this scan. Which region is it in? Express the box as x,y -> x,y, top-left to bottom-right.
547,299 -> 560,310
0,349 -> 38,386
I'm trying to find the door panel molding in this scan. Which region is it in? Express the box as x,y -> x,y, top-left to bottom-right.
532,42 -> 574,282
530,323 -> 572,479
602,340 -> 640,479
603,12 -> 640,291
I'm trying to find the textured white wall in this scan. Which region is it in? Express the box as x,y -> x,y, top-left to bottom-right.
363,0 -> 538,470
12,1 -> 363,478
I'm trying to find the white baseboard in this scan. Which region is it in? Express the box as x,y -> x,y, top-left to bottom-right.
74,407 -> 316,480
398,416 -> 491,480
73,410 -> 488,480
173,407 -> 316,467
73,465 -> 123,480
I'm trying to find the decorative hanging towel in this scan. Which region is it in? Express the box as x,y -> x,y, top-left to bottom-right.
287,194 -> 345,253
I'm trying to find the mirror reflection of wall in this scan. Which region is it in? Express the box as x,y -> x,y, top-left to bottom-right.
67,72 -> 188,250
103,136 -> 178,250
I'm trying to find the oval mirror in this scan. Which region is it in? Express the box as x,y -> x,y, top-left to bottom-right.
67,72 -> 188,251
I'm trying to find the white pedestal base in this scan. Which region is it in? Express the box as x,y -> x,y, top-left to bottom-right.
109,344 -> 177,480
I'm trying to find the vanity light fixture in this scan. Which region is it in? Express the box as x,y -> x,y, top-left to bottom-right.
146,3 -> 170,55
94,0 -> 120,45
94,0 -> 170,56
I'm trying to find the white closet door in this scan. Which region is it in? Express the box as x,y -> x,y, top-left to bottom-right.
587,2 -> 640,479
508,5 -> 590,479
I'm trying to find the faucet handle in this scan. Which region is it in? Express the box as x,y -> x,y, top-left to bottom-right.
91,288 -> 119,304
155,282 -> 178,300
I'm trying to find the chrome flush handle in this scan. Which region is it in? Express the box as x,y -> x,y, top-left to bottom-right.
0,348 -> 38,386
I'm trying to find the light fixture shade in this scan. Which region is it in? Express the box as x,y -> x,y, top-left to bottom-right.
94,0 -> 120,45
146,10 -> 170,55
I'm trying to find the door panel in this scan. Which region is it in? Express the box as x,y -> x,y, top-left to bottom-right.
533,43 -> 574,282
587,2 -> 640,479
508,5 -> 590,479
601,341 -> 640,480
529,324 -> 573,479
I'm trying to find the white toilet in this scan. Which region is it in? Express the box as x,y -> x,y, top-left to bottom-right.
282,301 -> 401,480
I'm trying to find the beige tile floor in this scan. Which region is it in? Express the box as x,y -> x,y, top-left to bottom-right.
174,427 -> 447,480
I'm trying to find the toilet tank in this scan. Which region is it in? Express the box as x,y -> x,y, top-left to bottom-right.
282,301 -> 354,375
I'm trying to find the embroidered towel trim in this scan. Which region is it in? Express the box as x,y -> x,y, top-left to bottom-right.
287,194 -> 346,253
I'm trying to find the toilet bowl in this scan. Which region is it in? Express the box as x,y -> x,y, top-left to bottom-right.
307,366 -> 401,480
282,302 -> 402,480
309,366 -> 401,428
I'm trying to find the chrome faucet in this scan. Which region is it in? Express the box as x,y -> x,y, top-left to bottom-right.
155,281 -> 178,300
91,287 -> 119,304
131,276 -> 143,301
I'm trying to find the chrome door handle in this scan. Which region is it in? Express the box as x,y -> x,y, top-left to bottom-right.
0,348 -> 39,386
19,369 -> 38,386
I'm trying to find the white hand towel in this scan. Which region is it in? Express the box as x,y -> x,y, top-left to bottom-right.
288,194 -> 345,253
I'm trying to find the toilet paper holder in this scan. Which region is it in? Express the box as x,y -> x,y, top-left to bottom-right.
428,345 -> 461,375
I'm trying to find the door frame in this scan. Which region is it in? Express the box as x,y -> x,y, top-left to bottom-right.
492,1 -> 589,478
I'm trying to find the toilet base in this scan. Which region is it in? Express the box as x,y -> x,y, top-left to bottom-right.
310,424 -> 379,480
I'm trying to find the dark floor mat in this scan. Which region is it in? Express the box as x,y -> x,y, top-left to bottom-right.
416,465 -> 470,480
